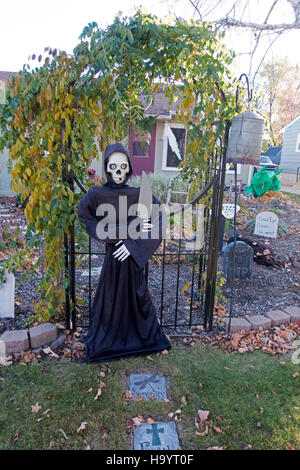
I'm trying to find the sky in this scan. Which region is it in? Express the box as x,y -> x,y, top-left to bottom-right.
1,0 -> 299,81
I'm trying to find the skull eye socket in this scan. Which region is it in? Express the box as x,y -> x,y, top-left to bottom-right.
109,163 -> 117,170
121,164 -> 128,169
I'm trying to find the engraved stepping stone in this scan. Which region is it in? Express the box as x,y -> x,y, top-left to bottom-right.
129,374 -> 167,401
133,421 -> 179,450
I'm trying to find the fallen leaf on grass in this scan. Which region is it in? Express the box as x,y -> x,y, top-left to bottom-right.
13,431 -> 19,441
123,390 -> 133,401
286,444 -> 295,450
181,396 -> 187,406
132,416 -> 144,427
31,402 -> 42,414
135,396 -> 145,402
293,372 -> 299,378
42,347 -> 59,359
198,409 -> 209,422
43,408 -> 51,416
58,429 -> 68,440
94,388 -> 102,400
196,426 -> 209,436
77,421 -> 88,435
214,426 -> 222,433
147,417 -> 155,425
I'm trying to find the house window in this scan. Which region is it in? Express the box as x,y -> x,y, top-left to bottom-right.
162,124 -> 187,170
131,130 -> 151,157
296,133 -> 300,152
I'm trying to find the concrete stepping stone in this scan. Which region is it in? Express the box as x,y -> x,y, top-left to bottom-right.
133,421 -> 179,450
266,309 -> 290,326
129,374 -> 167,401
284,306 -> 300,322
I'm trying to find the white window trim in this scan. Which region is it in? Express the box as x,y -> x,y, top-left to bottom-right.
295,133 -> 300,152
226,163 -> 241,175
161,123 -> 186,171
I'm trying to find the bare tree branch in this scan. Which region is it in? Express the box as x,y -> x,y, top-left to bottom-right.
287,0 -> 300,21
248,0 -> 279,77
217,17 -> 300,30
188,0 -> 202,19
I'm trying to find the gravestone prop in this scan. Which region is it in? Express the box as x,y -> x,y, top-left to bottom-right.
0,270 -> 15,319
223,241 -> 253,280
219,204 -> 241,253
254,211 -> 278,238
129,374 -> 167,401
133,421 -> 179,450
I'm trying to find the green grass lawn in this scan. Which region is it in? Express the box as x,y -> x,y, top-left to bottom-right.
1,341 -> 300,450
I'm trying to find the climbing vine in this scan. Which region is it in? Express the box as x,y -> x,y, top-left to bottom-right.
0,10 -> 237,321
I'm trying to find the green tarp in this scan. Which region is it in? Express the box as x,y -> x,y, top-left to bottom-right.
246,167 -> 283,198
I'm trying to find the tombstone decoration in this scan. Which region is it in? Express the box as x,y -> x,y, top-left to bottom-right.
78,143 -> 171,362
0,270 -> 15,319
254,211 -> 278,239
223,241 -> 253,280
133,421 -> 179,450
129,374 -> 167,401
222,203 -> 240,219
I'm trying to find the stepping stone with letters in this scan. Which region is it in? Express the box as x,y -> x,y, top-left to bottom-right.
129,374 -> 167,401
133,421 -> 179,450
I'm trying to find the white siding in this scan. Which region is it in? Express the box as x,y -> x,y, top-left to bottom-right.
0,147 -> 14,197
281,117 -> 300,174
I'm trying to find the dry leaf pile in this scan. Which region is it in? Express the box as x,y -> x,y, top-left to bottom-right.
190,321 -> 300,356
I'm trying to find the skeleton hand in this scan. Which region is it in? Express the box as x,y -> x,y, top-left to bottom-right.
142,218 -> 153,233
113,240 -> 130,262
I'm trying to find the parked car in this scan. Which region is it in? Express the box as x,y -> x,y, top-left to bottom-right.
253,156 -> 279,174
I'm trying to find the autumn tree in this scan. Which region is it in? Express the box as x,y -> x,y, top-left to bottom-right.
257,57 -> 300,145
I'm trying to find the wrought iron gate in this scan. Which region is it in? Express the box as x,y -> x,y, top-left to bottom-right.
64,122 -> 230,334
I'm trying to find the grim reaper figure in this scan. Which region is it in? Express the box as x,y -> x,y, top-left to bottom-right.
78,142 -> 171,362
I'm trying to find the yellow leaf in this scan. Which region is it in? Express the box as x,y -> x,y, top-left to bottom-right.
25,168 -> 32,177
45,84 -> 52,101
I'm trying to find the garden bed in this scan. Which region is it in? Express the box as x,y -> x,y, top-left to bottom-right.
0,191 -> 299,337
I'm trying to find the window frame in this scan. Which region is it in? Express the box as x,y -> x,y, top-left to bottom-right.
161,123 -> 186,171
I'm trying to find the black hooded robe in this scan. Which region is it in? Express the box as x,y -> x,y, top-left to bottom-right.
78,143 -> 171,362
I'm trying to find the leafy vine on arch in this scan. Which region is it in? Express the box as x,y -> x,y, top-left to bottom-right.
0,10 -> 237,321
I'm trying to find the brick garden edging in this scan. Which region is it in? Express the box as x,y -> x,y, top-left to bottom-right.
1,306 -> 300,354
0,322 -> 65,354
224,306 -> 300,333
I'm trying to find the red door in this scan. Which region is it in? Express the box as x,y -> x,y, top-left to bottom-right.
129,124 -> 156,176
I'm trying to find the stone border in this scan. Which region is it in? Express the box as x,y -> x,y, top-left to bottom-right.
1,306 -> 300,354
0,322 -> 66,355
224,306 -> 300,333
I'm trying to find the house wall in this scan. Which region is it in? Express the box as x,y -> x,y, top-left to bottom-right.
0,147 -> 15,197
281,118 -> 300,174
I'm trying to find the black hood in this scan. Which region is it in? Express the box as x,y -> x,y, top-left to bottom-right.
103,142 -> 133,187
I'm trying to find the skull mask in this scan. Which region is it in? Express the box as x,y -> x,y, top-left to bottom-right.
106,152 -> 130,184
